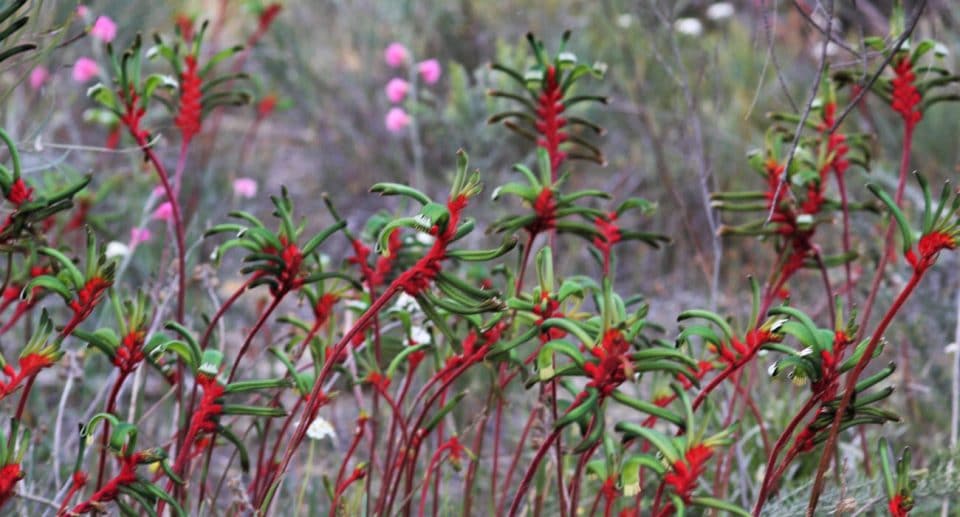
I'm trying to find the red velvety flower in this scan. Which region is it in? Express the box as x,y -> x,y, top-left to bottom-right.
906,231 -> 956,273
0,462 -> 24,508
888,494 -> 911,517
891,57 -> 922,129
663,444 -> 713,502
6,178 -> 33,206
583,329 -> 630,395
175,55 -> 203,142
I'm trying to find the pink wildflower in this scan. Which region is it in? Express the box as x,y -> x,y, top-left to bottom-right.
72,57 -> 99,83
385,108 -> 411,133
90,16 -> 117,42
152,202 -> 174,222
29,67 -> 49,90
385,78 -> 409,103
233,178 -> 258,198
384,43 -> 410,67
417,59 -> 442,84
130,227 -> 152,247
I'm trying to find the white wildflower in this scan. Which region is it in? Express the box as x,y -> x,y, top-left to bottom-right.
105,241 -> 130,259
706,2 -> 735,20
306,417 -> 337,442
674,18 -> 703,37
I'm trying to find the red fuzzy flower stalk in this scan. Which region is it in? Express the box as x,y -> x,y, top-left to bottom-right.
530,187 -> 557,235
438,323 -> 506,383
67,443 -> 178,516
891,57 -> 922,129
536,65 -> 568,173
174,55 -> 203,143
593,212 -> 621,275
0,420 -> 28,510
418,436 -> 472,516
905,230 -> 957,274
118,84 -> 149,144
69,453 -> 140,514
489,32 -> 607,181
68,276 -> 111,323
583,329 -> 631,396
175,13 -> 194,43
185,371 -> 226,458
663,444 -> 713,503
5,178 -> 32,206
272,235 -> 306,294
251,4 -> 283,47
889,495 -> 910,517
876,174 -> 960,275
0,265 -> 51,336
113,330 -> 146,374
257,93 -> 278,120
0,310 -> 62,402
0,463 -> 22,509
531,291 -> 566,343
349,228 -> 400,290
395,195 -> 468,296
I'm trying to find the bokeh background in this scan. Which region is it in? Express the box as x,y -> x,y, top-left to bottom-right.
3,0 -> 960,513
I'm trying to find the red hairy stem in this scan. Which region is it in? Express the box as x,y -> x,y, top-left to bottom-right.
498,405 -> 541,514
692,356 -> 750,411
95,372 -> 130,491
226,294 -> 284,383
463,391 -> 494,516
490,365 -> 507,511
375,368 -> 416,516
271,284 -> 401,508
711,370 -> 747,500
183,272 -> 265,452
550,379 -> 569,517
508,390 -> 590,516
330,416 -> 367,517
417,451 -> 446,517
389,349 -> 491,516
734,368 -> 771,456
568,431 -> 602,514
508,427 -> 561,517
753,394 -> 819,514
13,375 -> 35,421
56,471 -> 88,516
858,74 -> 917,342
144,160 -> 186,322
806,270 -> 924,514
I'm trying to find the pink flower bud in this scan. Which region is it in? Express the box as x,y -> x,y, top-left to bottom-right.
72,57 -> 99,83
76,5 -> 89,18
90,16 -> 117,42
417,59 -> 442,85
152,202 -> 174,222
384,42 -> 410,68
385,78 -> 409,103
29,67 -> 49,90
130,227 -> 152,247
385,108 -> 411,133
233,178 -> 258,198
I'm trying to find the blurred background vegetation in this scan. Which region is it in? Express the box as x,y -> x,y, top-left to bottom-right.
4,0 -> 960,512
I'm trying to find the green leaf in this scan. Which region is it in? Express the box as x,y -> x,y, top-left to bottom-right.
369,182 -> 430,205
610,391 -> 684,427
690,496 -> 751,516
220,404 -> 287,417
613,423 -> 680,463
424,391 -> 467,432
868,184 -> 914,253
